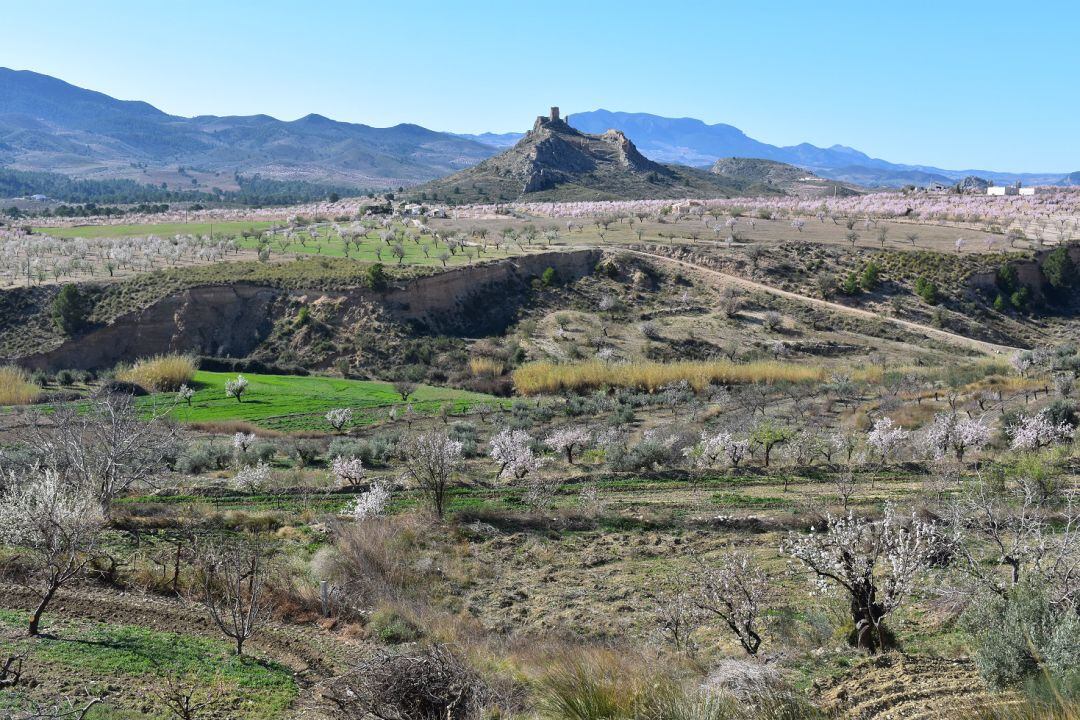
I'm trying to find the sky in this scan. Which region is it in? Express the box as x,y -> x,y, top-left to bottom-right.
2,0 -> 1079,172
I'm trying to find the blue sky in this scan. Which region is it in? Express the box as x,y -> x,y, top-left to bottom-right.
3,0 -> 1078,172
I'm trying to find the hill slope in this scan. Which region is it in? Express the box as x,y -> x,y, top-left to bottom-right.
411,112 -> 777,203
709,157 -> 861,197
0,68 -> 496,188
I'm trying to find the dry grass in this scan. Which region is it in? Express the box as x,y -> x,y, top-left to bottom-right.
513,360 -> 824,395
116,353 -> 197,392
0,365 -> 41,405
469,357 -> 505,378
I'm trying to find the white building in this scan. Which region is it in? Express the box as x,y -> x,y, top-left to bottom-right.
987,186 -> 1018,196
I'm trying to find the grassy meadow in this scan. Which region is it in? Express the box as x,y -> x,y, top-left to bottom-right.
155,370 -> 502,431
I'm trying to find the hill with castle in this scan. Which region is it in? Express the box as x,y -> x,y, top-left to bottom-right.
409,107 -> 783,204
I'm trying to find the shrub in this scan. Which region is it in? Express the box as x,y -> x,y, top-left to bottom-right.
541,266 -> 557,286
365,263 -> 389,291
328,436 -> 396,468
964,582 -> 1080,693
860,261 -> 880,291
117,354 -> 197,392
914,276 -> 939,304
175,439 -> 233,474
841,272 -> 860,295
368,606 -> 422,644
0,366 -> 41,405
288,440 -> 322,467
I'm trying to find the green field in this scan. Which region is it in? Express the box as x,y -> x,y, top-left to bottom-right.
154,370 -> 501,431
34,220 -> 275,239
0,609 -> 296,719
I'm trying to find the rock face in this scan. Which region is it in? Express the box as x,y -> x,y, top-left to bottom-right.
12,250 -> 601,372
957,176 -> 990,193
411,109 -> 768,203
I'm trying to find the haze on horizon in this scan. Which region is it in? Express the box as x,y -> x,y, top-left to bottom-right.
3,0 -> 1079,173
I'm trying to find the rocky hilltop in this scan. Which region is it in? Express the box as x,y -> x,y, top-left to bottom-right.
411,108 -> 778,204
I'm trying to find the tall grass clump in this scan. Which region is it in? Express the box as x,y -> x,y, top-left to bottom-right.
0,365 -> 41,405
469,357 -> 505,378
117,353 -> 197,391
513,360 -> 824,395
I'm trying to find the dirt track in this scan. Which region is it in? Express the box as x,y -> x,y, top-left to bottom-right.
619,248 -> 1022,357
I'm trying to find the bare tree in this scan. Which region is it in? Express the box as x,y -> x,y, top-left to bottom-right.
393,380 -> 417,402
0,469 -> 105,635
197,535 -> 274,656
23,392 -> 176,514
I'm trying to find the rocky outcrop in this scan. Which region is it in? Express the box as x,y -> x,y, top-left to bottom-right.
11,250 -> 601,372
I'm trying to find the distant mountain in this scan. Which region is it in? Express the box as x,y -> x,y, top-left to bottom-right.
0,68 -> 496,189
462,110 -> 1074,189
709,158 -> 861,198
411,110 -> 781,204
451,131 -> 523,149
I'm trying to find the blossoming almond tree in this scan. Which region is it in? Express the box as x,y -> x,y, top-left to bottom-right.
332,456 -> 366,488
488,428 -> 541,481
401,431 -> 463,520
0,469 -> 105,635
326,407 -> 353,433
544,426 -> 592,465
783,504 -> 934,653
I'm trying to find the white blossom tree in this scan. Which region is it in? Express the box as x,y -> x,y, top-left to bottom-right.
325,408 -> 353,432
331,456 -> 365,488
694,551 -> 770,656
924,413 -> 992,462
488,428 -> 540,481
401,431 -> 463,520
866,417 -> 910,465
0,469 -> 105,635
783,504 -> 934,652
1009,412 -> 1074,452
350,482 -> 391,521
225,375 -> 248,403
544,426 -> 592,465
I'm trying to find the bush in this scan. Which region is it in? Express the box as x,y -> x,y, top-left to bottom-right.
365,263 -> 389,291
860,261 -> 880,291
1042,246 -> 1077,291
175,439 -> 233,474
328,436 -> 396,468
116,354 -> 197,392
368,606 -> 422,644
0,366 -> 41,405
914,277 -> 939,304
964,582 -> 1080,693
288,439 -> 322,467
541,266 -> 558,286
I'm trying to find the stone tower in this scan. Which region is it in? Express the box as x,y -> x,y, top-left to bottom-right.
550,106 -> 560,122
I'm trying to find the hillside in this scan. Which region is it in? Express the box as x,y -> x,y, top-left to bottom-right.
410,109 -> 778,203
0,68 -> 496,189
708,157 -> 862,197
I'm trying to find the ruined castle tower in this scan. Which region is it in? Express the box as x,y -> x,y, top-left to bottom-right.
550,106 -> 560,122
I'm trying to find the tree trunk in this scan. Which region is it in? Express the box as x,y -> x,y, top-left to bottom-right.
29,585 -> 58,636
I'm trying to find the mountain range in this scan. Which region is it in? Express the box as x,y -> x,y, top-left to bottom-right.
0,67 -> 492,190
1,67 -> 1076,195
460,109 -> 1076,188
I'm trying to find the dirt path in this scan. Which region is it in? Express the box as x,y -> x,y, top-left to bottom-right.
618,248 -> 1021,356
818,653 -> 1021,719
1,584 -> 357,719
